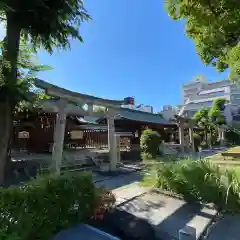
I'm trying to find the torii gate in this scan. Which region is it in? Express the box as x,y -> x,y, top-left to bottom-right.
34,78 -> 125,174
174,115 -> 196,155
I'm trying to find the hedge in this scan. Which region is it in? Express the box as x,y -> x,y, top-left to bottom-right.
0,172 -> 115,240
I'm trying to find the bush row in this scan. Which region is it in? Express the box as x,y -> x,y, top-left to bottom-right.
157,160 -> 240,212
0,173 -> 115,240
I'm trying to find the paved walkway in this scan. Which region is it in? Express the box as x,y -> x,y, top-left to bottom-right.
200,147 -> 228,159
96,173 -> 217,240
95,166 -> 240,240
96,168 -> 240,240
51,159 -> 240,240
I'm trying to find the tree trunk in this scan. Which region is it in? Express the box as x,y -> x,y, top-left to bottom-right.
0,13 -> 21,184
0,102 -> 12,183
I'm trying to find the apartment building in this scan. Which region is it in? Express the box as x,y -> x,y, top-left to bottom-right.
161,76 -> 240,125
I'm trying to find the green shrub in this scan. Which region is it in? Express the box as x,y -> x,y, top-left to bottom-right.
157,160 -> 240,212
0,173 -> 114,240
140,129 -> 161,159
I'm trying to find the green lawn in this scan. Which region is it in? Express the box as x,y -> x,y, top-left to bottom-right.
224,146 -> 240,153
201,146 -> 240,180
206,146 -> 240,163
141,170 -> 158,187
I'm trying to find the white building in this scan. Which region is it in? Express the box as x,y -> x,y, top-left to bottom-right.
176,75 -> 240,125
160,105 -> 176,121
159,76 -> 240,126
121,103 -> 153,113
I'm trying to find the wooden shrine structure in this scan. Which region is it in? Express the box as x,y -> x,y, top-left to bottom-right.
13,79 -> 198,174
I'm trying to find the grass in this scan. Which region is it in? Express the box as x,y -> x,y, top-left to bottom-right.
142,147 -> 240,195
150,159 -> 240,212
140,157 -> 167,187
141,169 -> 158,187
141,149 -> 240,195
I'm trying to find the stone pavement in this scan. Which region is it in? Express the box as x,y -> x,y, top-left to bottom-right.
117,191 -> 216,239
96,175 -> 217,240
95,171 -> 143,189
90,164 -> 240,240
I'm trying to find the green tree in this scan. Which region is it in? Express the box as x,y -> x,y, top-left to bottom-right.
0,1 -> 90,182
208,98 -> 226,125
193,99 -> 227,147
208,98 -> 227,144
193,108 -> 211,147
0,40 -> 52,182
165,0 -> 240,79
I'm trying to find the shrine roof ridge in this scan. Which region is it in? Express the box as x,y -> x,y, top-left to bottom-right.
34,78 -> 125,107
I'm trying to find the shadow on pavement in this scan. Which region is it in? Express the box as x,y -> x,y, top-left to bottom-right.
91,209 -> 155,240
155,202 -> 215,239
95,171 -> 144,190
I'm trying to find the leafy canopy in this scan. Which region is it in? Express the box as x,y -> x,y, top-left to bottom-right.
208,98 -> 227,125
193,107 -> 210,129
165,0 -> 240,79
1,0 -> 91,52
0,40 -> 51,104
0,40 -> 52,116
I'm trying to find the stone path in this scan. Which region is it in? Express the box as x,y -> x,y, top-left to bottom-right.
118,191 -> 216,239
95,173 -> 217,240
51,163 -> 240,240
96,169 -> 240,240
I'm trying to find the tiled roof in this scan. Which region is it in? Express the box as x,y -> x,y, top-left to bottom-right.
115,108 -> 174,125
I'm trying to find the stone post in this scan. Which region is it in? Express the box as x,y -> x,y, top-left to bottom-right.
52,99 -> 67,175
179,226 -> 196,240
178,122 -> 185,154
116,135 -> 121,166
107,114 -> 117,171
220,126 -> 226,146
189,126 -> 195,155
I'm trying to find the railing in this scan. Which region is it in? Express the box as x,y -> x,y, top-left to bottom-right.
67,130 -> 131,150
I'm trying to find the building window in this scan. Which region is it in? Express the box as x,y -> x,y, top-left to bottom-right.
233,115 -> 240,121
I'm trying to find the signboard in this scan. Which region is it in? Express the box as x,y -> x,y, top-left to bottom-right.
70,131 -> 84,139
124,97 -> 135,105
18,131 -> 30,139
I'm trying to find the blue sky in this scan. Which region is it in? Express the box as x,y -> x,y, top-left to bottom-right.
38,0 -> 228,112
